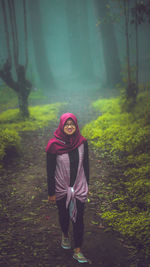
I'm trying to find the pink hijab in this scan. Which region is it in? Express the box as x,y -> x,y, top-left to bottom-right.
46,113 -> 86,155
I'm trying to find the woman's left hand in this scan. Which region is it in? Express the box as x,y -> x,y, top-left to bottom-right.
48,195 -> 56,203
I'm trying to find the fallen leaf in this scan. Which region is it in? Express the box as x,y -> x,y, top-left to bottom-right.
91,220 -> 99,225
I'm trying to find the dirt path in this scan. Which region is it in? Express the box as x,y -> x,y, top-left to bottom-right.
0,90 -> 132,267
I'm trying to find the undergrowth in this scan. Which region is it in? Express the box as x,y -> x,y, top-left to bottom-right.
82,91 -> 150,263
0,103 -> 64,168
0,86 -> 46,112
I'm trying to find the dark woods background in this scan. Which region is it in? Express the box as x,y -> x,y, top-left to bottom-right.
0,0 -> 150,117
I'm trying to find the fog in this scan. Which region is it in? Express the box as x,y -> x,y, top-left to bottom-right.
0,0 -> 150,103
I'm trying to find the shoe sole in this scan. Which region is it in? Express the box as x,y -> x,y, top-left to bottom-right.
61,244 -> 71,249
73,255 -> 88,263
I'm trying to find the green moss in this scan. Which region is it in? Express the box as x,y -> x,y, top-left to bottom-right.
124,165 -> 150,180
0,86 -> 18,111
101,210 -> 150,257
133,91 -> 150,124
82,91 -> 150,260
0,128 -> 20,167
127,153 -> 150,166
92,97 -> 121,114
0,102 -> 65,166
0,103 -> 64,131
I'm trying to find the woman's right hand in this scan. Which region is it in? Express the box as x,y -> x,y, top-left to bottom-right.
48,195 -> 56,203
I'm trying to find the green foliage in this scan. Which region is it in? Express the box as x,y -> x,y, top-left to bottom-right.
0,103 -> 64,166
132,91 -> 150,125
92,97 -> 121,114
0,128 -> 20,167
82,92 -> 150,158
101,210 -> 150,257
82,91 -> 150,260
0,86 -> 18,112
0,86 -> 46,112
0,103 -> 63,131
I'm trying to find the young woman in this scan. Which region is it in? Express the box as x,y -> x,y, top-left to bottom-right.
46,113 -> 89,263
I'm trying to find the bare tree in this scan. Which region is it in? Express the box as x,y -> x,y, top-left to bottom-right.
131,0 -> 150,89
134,0 -> 139,89
0,0 -> 32,118
29,0 -> 56,92
94,0 -> 121,87
123,0 -> 138,102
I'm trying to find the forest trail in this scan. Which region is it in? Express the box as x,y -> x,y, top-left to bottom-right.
0,87 -> 131,267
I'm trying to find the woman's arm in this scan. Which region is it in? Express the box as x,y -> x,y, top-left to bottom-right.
46,152 -> 57,196
83,140 -> 89,185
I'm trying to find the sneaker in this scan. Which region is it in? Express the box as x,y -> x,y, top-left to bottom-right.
73,251 -> 88,263
61,234 -> 71,249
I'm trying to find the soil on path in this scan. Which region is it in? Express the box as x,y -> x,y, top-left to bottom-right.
0,87 -> 131,267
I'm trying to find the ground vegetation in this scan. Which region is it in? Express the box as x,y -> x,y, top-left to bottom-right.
82,87 -> 150,263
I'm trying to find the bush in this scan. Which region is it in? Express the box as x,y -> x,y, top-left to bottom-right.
0,102 -> 65,166
0,86 -> 18,112
101,210 -> 150,258
0,103 -> 63,130
0,128 -> 20,168
82,91 -> 150,261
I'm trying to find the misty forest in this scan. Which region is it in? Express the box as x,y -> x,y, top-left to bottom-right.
0,0 -> 150,266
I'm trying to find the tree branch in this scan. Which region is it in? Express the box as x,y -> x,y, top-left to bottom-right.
0,60 -> 18,92
23,0 -> 28,71
1,0 -> 12,65
7,0 -> 19,70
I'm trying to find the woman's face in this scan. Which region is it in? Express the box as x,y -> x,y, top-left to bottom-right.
63,119 -> 76,135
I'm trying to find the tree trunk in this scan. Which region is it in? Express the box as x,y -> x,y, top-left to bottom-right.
29,0 -> 56,92
77,0 -> 94,78
65,0 -> 94,78
135,0 -> 139,90
124,0 -> 131,90
65,0 -> 81,76
0,0 -> 31,118
94,0 -> 121,87
17,65 -> 31,118
18,91 -> 29,118
124,0 -> 138,102
0,61 -> 31,118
